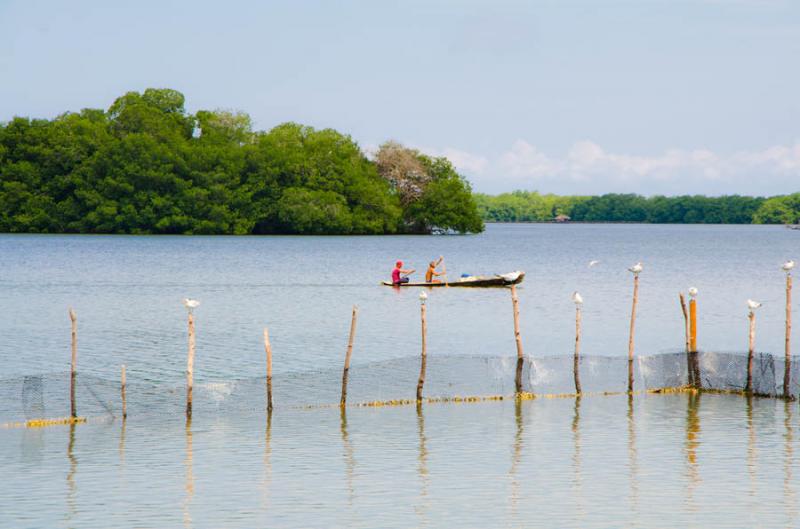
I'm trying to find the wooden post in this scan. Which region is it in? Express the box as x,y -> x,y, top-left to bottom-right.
746,311 -> 756,393
186,312 -> 195,419
511,285 -> 525,394
340,306 -> 358,406
680,294 -> 694,388
690,297 -> 700,387
628,275 -> 639,393
785,274 -> 792,398
264,328 -> 273,413
69,308 -> 77,418
121,364 -> 127,419
679,294 -> 690,353
416,302 -> 427,401
574,304 -> 582,394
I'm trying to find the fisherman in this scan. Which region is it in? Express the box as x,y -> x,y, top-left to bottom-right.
392,260 -> 415,285
425,255 -> 445,283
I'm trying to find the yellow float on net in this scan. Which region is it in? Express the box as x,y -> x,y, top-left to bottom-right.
1,416 -> 86,429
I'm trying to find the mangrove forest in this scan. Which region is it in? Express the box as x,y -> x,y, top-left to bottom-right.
0,88 -> 484,235
2,89 -> 799,234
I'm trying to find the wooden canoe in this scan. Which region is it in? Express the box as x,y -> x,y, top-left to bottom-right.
383,271 -> 525,288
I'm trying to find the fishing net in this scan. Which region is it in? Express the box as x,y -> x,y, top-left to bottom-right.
1,351 -> 797,425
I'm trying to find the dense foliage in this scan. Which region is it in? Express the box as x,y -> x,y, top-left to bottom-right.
476,191 -> 798,224
0,89 -> 483,235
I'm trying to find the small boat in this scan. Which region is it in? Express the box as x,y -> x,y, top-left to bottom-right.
383,271 -> 525,288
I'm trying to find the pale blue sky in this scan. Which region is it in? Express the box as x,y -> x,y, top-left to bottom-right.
1,0 -> 798,195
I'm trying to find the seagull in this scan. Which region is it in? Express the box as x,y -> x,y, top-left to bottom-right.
747,299 -> 762,311
419,291 -> 428,303
572,291 -> 583,305
688,287 -> 698,298
628,262 -> 643,275
783,260 -> 796,273
182,298 -> 200,313
588,260 -> 600,268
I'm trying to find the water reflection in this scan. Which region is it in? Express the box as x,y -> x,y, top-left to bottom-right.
685,391 -> 701,511
745,395 -> 757,501
784,402 -> 796,526
183,418 -> 194,529
571,397 -> 584,521
9,387 -> 800,528
340,408 -> 356,506
119,417 -> 126,464
509,398 -> 524,521
66,422 -> 77,525
627,396 -> 639,518
415,404 -> 429,527
262,412 -> 272,511
20,427 -> 44,465
21,376 -> 44,465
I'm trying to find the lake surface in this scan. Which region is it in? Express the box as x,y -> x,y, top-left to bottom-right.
0,223 -> 797,381
2,393 -> 798,528
1,224 -> 799,528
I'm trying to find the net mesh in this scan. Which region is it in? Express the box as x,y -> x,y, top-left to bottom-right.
1,350 -> 797,425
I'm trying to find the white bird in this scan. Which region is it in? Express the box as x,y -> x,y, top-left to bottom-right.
628,262 -> 643,275
572,291 -> 583,305
182,298 -> 200,313
419,291 -> 428,303
747,299 -> 762,311
688,287 -> 698,298
588,260 -> 600,268
783,260 -> 796,273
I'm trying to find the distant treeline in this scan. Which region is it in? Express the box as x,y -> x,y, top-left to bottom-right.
0,88 -> 483,235
476,191 -> 800,224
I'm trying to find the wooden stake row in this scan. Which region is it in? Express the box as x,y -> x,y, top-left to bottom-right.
63,270 -> 795,423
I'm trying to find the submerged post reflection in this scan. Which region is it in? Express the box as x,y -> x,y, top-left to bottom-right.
784,401 -> 797,525
685,390 -> 701,511
745,395 -> 756,501
119,416 -> 126,464
509,397 -> 524,521
262,411 -> 272,511
627,395 -> 639,518
66,422 -> 77,524
572,397 -> 584,520
340,407 -> 356,506
415,403 -> 430,527
183,418 -> 194,529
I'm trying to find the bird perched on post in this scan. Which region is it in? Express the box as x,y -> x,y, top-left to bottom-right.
688,287 -> 698,298
747,299 -> 762,312
572,291 -> 583,305
628,262 -> 643,275
182,298 -> 200,314
419,291 -> 428,304
782,260 -> 795,274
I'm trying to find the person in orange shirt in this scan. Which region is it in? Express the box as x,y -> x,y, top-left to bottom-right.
425,256 -> 445,283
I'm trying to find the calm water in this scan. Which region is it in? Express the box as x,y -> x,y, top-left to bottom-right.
2,224 -> 799,528
1,394 -> 798,528
0,224 -> 797,381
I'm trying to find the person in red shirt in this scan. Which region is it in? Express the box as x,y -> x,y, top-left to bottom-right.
392,261 -> 415,285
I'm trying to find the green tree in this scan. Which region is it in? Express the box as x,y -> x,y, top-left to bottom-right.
753,194 -> 800,224
0,88 -> 483,235
375,142 -> 483,233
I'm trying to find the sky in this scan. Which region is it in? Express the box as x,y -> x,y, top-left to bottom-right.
1,0 -> 798,196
